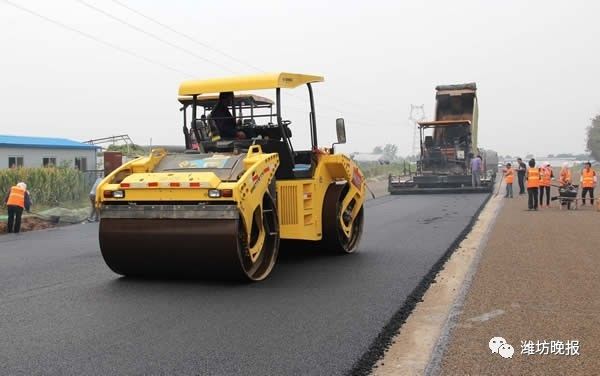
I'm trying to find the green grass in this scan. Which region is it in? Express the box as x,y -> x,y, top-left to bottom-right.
1,167 -> 90,214
357,161 -> 416,179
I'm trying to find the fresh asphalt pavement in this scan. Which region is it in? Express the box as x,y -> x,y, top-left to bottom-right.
0,193 -> 488,376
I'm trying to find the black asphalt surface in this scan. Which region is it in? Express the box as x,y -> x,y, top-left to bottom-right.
0,193 -> 488,376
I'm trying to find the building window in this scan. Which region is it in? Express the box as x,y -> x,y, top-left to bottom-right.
8,156 -> 24,168
42,157 -> 57,168
75,157 -> 88,171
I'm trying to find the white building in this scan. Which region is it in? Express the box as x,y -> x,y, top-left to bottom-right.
0,135 -> 99,170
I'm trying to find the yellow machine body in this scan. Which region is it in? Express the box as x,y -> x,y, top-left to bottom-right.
97,72 -> 366,281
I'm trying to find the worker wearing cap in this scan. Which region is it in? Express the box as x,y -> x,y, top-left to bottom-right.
580,162 -> 597,206
3,182 -> 32,233
526,159 -> 540,210
559,162 -> 572,187
539,162 -> 553,208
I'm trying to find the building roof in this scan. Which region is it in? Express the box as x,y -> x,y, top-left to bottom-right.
0,135 -> 99,150
178,72 -> 324,96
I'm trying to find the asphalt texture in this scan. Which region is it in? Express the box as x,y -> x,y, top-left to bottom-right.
0,193 -> 488,376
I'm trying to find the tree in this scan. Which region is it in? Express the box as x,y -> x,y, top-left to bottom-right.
372,146 -> 383,154
382,144 -> 399,161
525,153 -> 534,159
547,154 -> 554,158
586,115 -> 600,161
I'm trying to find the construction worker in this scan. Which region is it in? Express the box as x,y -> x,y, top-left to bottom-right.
88,177 -> 103,222
580,162 -> 597,206
526,159 -> 539,210
539,162 -> 553,208
470,154 -> 483,187
516,157 -> 527,194
3,182 -> 32,233
559,162 -> 572,187
210,92 -> 247,140
503,162 -> 514,198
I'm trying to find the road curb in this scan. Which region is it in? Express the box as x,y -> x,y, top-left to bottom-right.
424,195 -> 505,376
348,192 -> 494,376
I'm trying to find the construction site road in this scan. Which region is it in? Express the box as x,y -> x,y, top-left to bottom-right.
0,192 -> 488,376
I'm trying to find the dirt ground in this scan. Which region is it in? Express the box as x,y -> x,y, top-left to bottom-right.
439,191 -> 600,375
0,216 -> 57,234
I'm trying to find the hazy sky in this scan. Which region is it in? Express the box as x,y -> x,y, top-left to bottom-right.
1,0 -> 599,158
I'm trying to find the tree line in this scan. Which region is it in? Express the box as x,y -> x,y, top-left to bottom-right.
586,114 -> 600,161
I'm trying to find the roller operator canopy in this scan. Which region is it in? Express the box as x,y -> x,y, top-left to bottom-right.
178,93 -> 274,107
418,120 -> 472,127
178,72 -> 324,96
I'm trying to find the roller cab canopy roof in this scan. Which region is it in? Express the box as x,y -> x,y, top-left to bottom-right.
178,72 -> 324,96
178,94 -> 274,108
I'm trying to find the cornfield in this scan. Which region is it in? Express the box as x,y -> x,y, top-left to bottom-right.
0,167 -> 87,206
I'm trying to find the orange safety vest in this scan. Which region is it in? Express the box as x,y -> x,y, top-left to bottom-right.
6,186 -> 25,208
582,168 -> 596,188
540,167 -> 552,187
504,168 -> 514,184
527,168 -> 540,188
559,168 -> 571,186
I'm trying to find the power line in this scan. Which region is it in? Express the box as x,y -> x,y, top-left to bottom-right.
110,0 -> 390,116
110,0 -> 265,73
1,0 -> 192,77
74,0 -> 237,74
3,0 -> 388,129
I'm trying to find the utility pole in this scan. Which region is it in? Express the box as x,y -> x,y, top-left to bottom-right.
409,104 -> 426,159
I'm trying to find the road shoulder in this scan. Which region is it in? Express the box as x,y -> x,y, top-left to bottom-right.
371,192 -> 502,376
438,194 -> 600,375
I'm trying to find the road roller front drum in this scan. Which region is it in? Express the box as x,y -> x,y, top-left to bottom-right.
99,197 -> 280,281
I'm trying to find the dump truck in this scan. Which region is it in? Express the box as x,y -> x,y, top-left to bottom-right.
96,73 -> 366,281
389,83 -> 496,194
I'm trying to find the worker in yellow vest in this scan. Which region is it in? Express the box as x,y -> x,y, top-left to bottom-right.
580,162 -> 597,206
539,162 -> 554,208
3,182 -> 32,233
526,159 -> 540,210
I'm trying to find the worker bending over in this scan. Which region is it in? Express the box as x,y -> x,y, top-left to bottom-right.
526,159 -> 539,211
539,162 -> 553,208
559,162 -> 572,187
3,182 -> 32,233
580,162 -> 597,206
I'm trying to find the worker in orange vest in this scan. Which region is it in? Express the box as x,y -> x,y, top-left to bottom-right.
3,182 -> 32,233
580,162 -> 597,206
526,159 -> 540,210
503,162 -> 514,198
539,162 -> 554,208
559,162 -> 572,187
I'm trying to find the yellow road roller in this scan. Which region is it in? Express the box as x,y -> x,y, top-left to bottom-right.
97,72 -> 366,281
